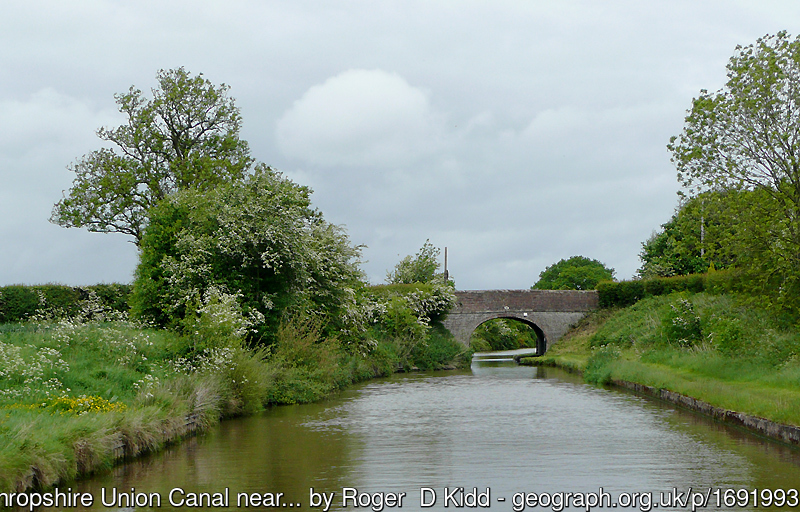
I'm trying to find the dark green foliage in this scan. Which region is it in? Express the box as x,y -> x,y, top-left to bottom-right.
597,271 -> 739,308
471,318 -> 539,351
409,323 -> 465,370
128,198 -> 190,327
0,284 -> 131,323
597,280 -> 644,308
532,256 -> 615,290
341,345 -> 396,382
0,286 -> 41,323
86,284 -> 132,313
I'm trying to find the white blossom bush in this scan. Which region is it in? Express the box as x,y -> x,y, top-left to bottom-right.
363,280 -> 456,326
663,298 -> 703,347
184,287 -> 264,353
402,281 -> 456,320
131,165 -> 364,347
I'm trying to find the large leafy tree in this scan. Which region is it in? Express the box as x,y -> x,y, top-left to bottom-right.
51,67 -> 253,244
130,165 -> 364,342
638,191 -> 742,278
532,256 -> 614,290
668,32 -> 800,309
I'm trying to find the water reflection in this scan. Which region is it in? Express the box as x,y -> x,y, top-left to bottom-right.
61,361 -> 800,511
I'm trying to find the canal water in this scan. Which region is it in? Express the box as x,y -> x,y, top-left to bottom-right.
67,361 -> 800,511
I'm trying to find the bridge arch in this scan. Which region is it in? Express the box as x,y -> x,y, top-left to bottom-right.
441,289 -> 598,354
471,314 -> 547,355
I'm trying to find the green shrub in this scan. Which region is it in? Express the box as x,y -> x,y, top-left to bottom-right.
705,316 -> 745,356
265,317 -> 344,404
84,284 -> 132,313
224,346 -> 272,414
0,284 -> 131,324
597,270 -> 742,309
685,274 -> 705,293
0,286 -> 40,323
642,279 -> 666,297
597,280 -> 644,308
410,323 -> 465,370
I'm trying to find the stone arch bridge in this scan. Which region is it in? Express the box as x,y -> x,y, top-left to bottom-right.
442,290 -> 599,355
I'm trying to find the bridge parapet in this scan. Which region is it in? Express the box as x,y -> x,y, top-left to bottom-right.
452,289 -> 598,313
443,289 -> 598,353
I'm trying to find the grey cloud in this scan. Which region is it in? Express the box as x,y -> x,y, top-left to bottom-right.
2,0 -> 798,289
276,69 -> 447,168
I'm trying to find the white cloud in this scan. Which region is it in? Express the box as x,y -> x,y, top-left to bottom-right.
276,69 -> 446,168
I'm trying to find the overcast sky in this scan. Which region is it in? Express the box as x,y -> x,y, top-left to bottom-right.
1,1 -> 798,290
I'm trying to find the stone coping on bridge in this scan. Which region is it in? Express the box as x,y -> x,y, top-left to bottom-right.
451,289 -> 598,312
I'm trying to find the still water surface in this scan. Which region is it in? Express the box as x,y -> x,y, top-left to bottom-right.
69,361 -> 800,511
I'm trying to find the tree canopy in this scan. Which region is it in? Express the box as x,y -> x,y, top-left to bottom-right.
51,68 -> 252,244
386,240 -> 443,284
532,256 -> 614,290
638,191 -> 742,278
668,32 -> 800,310
130,165 -> 364,342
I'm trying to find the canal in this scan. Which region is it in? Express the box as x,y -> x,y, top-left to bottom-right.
67,360 -> 800,511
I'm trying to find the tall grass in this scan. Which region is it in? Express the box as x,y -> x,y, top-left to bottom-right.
543,291 -> 800,425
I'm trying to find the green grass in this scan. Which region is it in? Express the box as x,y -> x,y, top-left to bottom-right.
0,318 -> 231,490
0,310 -> 466,492
530,292 -> 800,426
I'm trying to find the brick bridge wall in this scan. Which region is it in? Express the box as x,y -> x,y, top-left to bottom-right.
441,289 -> 599,353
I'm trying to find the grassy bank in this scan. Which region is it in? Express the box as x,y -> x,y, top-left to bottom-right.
0,306 -> 467,492
522,291 -> 800,427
